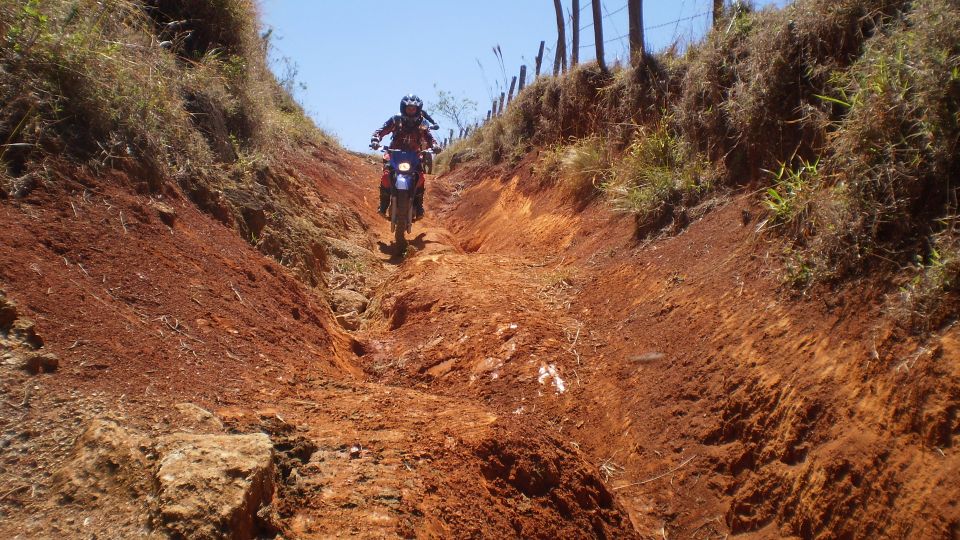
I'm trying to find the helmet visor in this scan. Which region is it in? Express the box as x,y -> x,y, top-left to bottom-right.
404,105 -> 419,115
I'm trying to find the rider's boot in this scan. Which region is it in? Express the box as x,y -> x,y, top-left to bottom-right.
378,187 -> 390,217
413,187 -> 425,221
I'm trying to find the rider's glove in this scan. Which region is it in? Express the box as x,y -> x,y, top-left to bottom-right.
369,138 -> 380,150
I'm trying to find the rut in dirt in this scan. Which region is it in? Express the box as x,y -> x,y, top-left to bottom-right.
341,164 -> 960,539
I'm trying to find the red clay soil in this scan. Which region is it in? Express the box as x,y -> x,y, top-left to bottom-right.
1,145 -> 957,539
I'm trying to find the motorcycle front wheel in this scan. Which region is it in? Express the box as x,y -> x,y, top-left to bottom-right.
393,191 -> 410,254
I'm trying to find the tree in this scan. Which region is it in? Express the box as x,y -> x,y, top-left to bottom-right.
427,86 -> 478,131
592,0 -> 606,73
552,0 -> 567,75
628,0 -> 645,65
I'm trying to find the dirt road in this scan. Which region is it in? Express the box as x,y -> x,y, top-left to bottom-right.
1,151 -> 957,539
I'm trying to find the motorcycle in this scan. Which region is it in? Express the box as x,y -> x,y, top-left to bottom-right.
381,146 -> 432,253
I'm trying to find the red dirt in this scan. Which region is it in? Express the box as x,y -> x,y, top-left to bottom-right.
1,147 -> 957,539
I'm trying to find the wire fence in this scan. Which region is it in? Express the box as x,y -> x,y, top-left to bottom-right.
574,2 -> 712,50
453,1 -> 724,145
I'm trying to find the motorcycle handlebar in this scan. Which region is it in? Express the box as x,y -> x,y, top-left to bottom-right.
381,147 -> 434,155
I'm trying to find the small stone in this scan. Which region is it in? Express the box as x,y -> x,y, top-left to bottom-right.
330,289 -> 369,315
0,293 -> 17,329
12,319 -> 43,348
22,352 -> 59,374
335,312 -> 361,331
349,445 -> 361,459
173,402 -> 224,433
151,201 -> 177,226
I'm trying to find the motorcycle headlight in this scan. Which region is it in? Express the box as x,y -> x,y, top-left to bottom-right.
398,162 -> 412,172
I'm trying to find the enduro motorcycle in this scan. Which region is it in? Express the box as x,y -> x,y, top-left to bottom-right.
382,146 -> 432,253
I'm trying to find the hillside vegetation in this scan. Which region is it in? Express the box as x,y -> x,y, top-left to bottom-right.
443,0 -> 959,331
1,0 -> 347,285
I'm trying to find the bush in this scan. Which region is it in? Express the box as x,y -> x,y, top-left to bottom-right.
603,120 -> 710,229
888,227 -> 960,331
797,0 -> 960,283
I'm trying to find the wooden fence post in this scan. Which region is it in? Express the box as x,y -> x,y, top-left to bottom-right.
498,92 -> 506,115
507,76 -> 518,105
592,0 -> 607,73
628,0 -> 645,64
535,40 -> 545,78
449,129 -> 454,145
518,65 -> 527,93
572,0 -> 580,67
486,110 -> 492,121
552,0 -> 566,75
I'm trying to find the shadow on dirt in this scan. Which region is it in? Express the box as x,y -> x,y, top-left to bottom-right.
376,233 -> 437,265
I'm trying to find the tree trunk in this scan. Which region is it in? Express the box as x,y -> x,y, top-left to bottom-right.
553,0 -> 566,76
592,0 -> 606,73
628,0 -> 645,65
713,0 -> 724,29
571,0 -> 580,67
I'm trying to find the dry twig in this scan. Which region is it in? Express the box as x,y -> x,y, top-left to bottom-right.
613,455 -> 697,491
230,282 -> 245,305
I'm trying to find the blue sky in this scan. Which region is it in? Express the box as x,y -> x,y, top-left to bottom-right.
260,0 -> 790,152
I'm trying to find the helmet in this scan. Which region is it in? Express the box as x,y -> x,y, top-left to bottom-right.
400,94 -> 423,118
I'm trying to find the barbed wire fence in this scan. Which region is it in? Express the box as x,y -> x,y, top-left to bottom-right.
448,1 -> 720,147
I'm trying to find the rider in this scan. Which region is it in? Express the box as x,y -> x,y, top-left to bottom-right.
370,94 -> 440,220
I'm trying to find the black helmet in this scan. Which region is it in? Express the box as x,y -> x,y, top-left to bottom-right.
400,94 -> 423,118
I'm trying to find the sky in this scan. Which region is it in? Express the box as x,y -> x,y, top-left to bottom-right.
260,0 -> 790,152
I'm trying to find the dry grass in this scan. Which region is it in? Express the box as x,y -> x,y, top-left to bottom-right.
603,119 -> 711,233
0,0 -> 340,287
442,0 -> 958,326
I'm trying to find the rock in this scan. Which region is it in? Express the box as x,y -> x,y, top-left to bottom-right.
151,201 -> 177,226
173,403 -> 224,433
324,237 -> 378,267
53,419 -> 153,505
0,293 -> 17,329
330,289 -> 369,315
22,351 -> 59,374
335,312 -> 361,331
11,318 -> 43,348
157,433 -> 275,540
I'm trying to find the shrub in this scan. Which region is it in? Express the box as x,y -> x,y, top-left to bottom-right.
799,0 -> 960,283
603,120 -> 710,229
763,157 -> 820,230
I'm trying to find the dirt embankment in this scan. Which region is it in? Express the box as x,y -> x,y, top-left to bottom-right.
391,156 -> 958,539
1,140 -> 958,538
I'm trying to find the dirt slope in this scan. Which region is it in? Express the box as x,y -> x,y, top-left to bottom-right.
2,140 -> 957,538
407,158 -> 959,539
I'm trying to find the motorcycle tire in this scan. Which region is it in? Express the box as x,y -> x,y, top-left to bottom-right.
394,191 -> 410,253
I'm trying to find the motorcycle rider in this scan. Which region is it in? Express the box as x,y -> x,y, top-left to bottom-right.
370,94 -> 441,220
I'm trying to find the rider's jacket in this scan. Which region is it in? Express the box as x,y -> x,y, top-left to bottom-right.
372,115 -> 437,152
